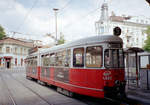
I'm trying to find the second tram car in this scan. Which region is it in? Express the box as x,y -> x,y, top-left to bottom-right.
25,35 -> 126,98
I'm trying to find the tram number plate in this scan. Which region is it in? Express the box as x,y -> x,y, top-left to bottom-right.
103,71 -> 112,80
103,76 -> 112,80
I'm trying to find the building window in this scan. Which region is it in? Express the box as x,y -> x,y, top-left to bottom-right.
6,47 -> 10,53
100,26 -> 104,34
24,49 -> 26,55
20,48 -> 23,55
15,58 -> 17,66
14,47 -> 17,54
21,58 -> 23,66
141,20 -> 144,23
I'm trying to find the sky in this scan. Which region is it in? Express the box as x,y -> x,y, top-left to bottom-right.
0,0 -> 150,45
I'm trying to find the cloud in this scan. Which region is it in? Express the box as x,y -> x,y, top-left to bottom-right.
0,0 -> 150,45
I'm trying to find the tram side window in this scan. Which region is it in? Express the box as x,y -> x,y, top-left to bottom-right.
86,46 -> 102,68
33,59 -> 37,66
56,51 -> 64,66
73,48 -> 84,67
42,55 -> 50,66
55,50 -> 71,67
49,53 -> 55,66
65,49 -> 71,67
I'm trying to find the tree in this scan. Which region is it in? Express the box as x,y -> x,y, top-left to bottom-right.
143,26 -> 150,52
0,25 -> 6,40
57,32 -> 65,45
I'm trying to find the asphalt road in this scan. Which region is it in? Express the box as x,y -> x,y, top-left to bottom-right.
0,70 -> 144,105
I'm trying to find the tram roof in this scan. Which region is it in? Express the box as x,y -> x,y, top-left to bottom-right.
40,35 -> 123,54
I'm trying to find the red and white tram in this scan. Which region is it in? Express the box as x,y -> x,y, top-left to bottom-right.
25,35 -> 126,98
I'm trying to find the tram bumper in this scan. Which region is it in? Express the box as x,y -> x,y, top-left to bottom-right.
104,81 -> 126,98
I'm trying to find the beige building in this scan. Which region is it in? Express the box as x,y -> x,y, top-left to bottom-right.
95,2 -> 150,48
0,37 -> 33,70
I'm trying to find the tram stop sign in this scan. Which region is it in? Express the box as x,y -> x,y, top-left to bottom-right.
113,27 -> 121,36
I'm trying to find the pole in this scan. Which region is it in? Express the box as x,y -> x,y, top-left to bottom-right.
127,53 -> 130,88
135,52 -> 138,87
53,8 -> 59,45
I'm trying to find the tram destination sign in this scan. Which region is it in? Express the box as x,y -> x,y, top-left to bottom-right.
109,44 -> 122,48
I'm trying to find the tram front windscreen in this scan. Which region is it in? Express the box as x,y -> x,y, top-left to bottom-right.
104,49 -> 124,68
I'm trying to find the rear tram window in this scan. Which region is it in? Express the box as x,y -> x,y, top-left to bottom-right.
86,46 -> 102,68
65,49 -> 71,67
105,49 -> 124,68
56,51 -> 64,66
73,48 -> 84,67
49,53 -> 55,66
42,55 -> 50,66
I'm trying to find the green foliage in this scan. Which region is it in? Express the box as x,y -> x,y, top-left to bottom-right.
143,26 -> 150,52
57,33 -> 65,45
0,25 -> 6,40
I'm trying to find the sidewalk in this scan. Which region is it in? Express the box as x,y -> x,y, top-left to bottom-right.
126,86 -> 150,105
0,68 -> 25,73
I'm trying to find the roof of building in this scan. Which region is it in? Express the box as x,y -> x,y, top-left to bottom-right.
110,15 -> 150,27
0,37 -> 34,48
110,16 -> 125,22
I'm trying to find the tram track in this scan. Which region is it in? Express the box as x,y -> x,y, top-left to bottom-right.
5,72 -> 141,105
6,72 -> 53,105
0,74 -> 17,105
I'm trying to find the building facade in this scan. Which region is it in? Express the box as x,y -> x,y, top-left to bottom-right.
95,2 -> 150,48
0,37 -> 33,70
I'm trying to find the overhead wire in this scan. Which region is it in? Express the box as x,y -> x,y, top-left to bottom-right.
64,7 -> 101,29
59,0 -> 73,15
15,0 -> 39,35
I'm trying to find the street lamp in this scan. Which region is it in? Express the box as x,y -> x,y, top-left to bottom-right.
53,8 -> 59,45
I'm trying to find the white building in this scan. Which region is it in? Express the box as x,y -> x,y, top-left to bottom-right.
95,2 -> 150,48
0,37 -> 33,70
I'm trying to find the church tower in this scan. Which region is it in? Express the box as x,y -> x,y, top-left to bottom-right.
100,2 -> 109,21
95,1 -> 110,35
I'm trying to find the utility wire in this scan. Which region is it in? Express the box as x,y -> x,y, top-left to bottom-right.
57,0 -> 73,16
10,31 -> 45,37
64,7 -> 101,29
59,0 -> 72,12
15,0 -> 39,35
